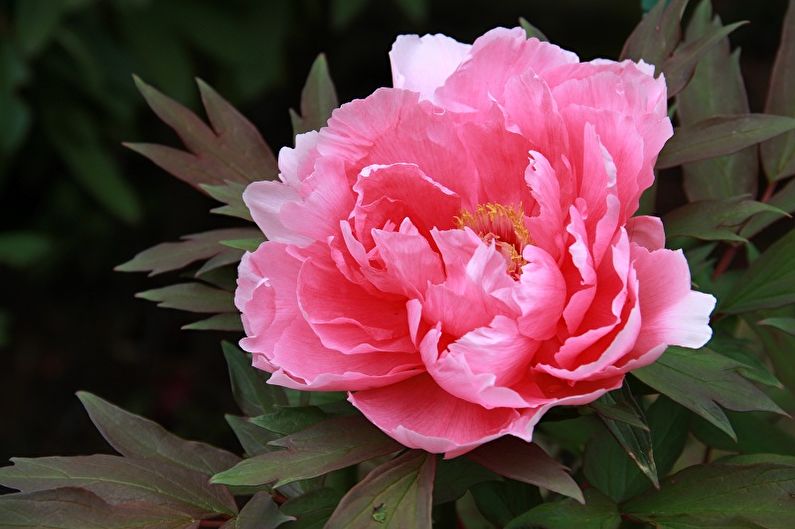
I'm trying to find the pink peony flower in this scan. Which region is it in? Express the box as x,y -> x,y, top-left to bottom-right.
235,28 -> 716,457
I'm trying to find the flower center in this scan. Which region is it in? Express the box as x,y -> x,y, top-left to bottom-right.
454,202 -> 530,278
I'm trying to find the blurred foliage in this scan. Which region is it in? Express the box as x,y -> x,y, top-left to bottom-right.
0,0 -> 790,477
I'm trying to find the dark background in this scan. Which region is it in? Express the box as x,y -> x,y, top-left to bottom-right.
0,0 -> 788,464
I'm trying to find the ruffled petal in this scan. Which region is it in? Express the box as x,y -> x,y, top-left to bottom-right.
390,34 -> 471,102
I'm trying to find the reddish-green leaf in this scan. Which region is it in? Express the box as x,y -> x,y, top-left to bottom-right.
677,1 -> 757,200
661,21 -> 746,97
657,114 -> 795,169
136,283 -> 235,313
325,451 -> 435,529
127,77 -> 276,190
762,0 -> 795,181
0,488 -> 199,529
620,0 -> 689,66
210,415 -> 401,488
221,492 -> 293,529
290,54 -> 339,136
77,392 -> 240,476
0,455 -> 237,518
116,228 -> 257,276
467,437 -> 584,503
183,313 -> 243,332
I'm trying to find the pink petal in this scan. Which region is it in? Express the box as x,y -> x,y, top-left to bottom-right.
436,27 -> 578,112
351,163 -> 461,247
631,246 -> 715,355
349,373 -> 537,457
390,34 -> 471,102
297,253 -> 415,354
627,215 -> 665,251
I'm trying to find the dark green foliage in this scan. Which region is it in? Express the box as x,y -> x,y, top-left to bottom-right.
5,2 -> 795,528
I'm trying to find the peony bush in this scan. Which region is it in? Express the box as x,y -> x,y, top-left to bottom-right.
3,2 -> 795,528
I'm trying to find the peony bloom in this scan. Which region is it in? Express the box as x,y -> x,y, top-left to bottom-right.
235,28 -> 716,457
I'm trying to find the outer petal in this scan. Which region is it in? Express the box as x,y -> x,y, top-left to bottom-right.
436,27 -> 578,112
236,243 -> 423,391
390,34 -> 471,102
631,246 -> 716,355
349,373 -> 539,457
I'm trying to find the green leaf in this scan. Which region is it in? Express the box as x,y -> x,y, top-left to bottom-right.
324,451 -> 435,529
677,1 -> 757,200
0,487 -> 197,529
77,392 -> 240,477
226,415 -> 280,457
722,230 -> 795,313
202,182 -> 253,221
505,489 -> 620,529
759,317 -> 795,336
661,21 -> 747,97
330,0 -> 370,30
467,437 -> 583,503
222,492 -> 293,529
0,231 -> 51,268
518,17 -> 548,41
221,238 -> 264,252
471,480 -> 542,527
14,0 -> 67,56
183,313 -> 243,332
537,416 -> 600,455
590,389 -> 650,431
281,488 -> 344,529
250,407 -> 328,436
663,198 -> 786,243
585,397 -> 690,502
709,334 -> 782,388
0,455 -> 237,518
291,54 -> 339,136
620,0 -> 689,66
116,228 -> 256,276
394,0 -> 428,23
657,114 -> 795,169
762,0 -> 795,181
128,77 -> 277,190
211,415 -> 401,488
433,457 -> 495,505
690,411 -> 795,456
136,283 -> 235,313
222,341 -> 287,416
633,347 -> 785,440
624,461 -> 795,528
593,386 -> 659,489
46,108 -> 142,224
751,321 -> 795,399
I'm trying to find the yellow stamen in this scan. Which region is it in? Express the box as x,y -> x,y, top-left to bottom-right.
454,203 -> 531,278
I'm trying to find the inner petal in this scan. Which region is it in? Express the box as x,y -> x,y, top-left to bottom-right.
455,202 -> 530,277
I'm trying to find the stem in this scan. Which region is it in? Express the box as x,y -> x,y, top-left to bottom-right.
702,445 -> 713,464
712,180 -> 777,280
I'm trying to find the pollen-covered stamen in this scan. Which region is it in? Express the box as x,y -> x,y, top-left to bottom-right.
454,203 -> 531,278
